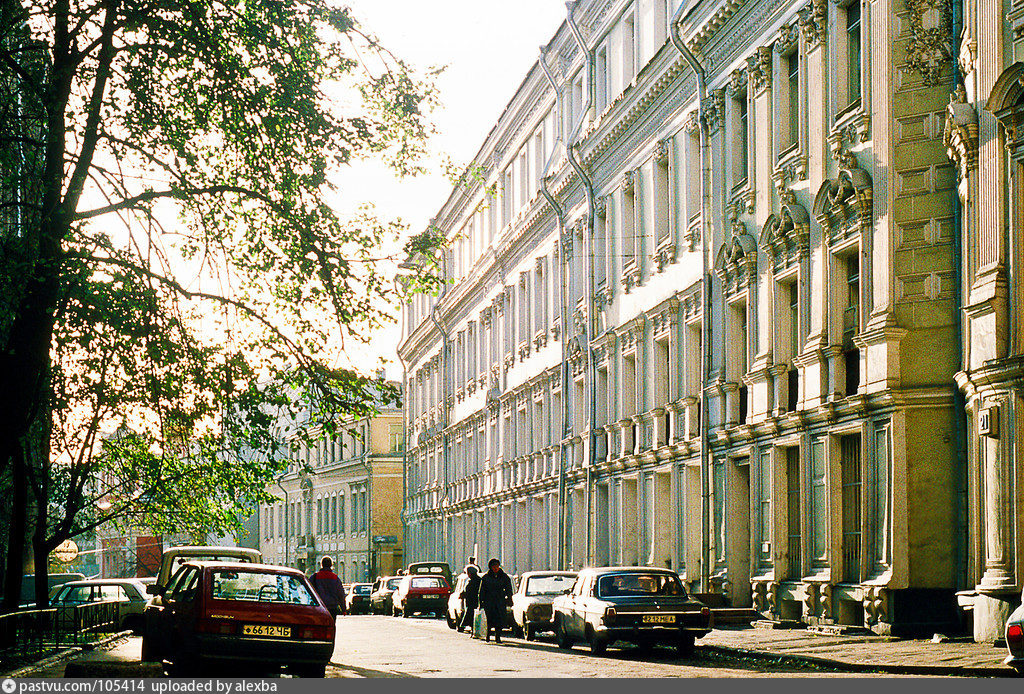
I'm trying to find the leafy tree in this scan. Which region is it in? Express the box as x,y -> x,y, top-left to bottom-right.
0,0 -> 443,611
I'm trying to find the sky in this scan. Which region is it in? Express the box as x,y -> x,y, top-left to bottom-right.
330,1 -> 569,379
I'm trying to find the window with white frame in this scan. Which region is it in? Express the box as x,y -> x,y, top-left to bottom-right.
731,90 -> 749,186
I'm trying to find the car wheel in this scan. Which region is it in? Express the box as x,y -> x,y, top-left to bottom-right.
555,617 -> 573,650
524,624 -> 535,641
291,663 -> 327,678
586,627 -> 607,656
676,636 -> 695,658
140,633 -> 160,663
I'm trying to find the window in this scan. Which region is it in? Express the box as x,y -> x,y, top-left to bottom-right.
757,449 -> 772,566
840,434 -> 861,583
733,94 -> 749,184
317,499 -> 323,534
843,254 -> 860,396
846,2 -> 862,106
786,447 -> 802,579
622,175 -> 636,266
809,438 -> 827,563
390,424 -> 404,453
787,52 -> 800,149
787,281 -> 800,412
331,495 -> 337,533
655,152 -> 671,246
596,46 -> 609,111
339,493 -> 346,533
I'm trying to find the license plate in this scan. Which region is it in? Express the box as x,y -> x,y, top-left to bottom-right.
642,615 -> 676,624
242,624 -> 291,637
424,595 -> 440,599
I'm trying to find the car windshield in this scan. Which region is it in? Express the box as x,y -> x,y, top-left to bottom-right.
209,570 -> 317,605
386,578 -> 402,590
410,577 -> 444,589
525,575 -> 574,596
595,573 -> 684,598
353,585 -> 371,595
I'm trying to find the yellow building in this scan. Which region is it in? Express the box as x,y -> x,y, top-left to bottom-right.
259,392 -> 405,582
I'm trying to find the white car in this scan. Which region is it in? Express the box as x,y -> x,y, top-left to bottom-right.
1005,588 -> 1024,675
512,571 -> 577,640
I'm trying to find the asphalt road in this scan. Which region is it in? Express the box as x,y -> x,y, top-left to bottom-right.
328,615 -> 919,678
34,618 -> 936,678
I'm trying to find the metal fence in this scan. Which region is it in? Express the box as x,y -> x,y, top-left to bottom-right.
0,601 -> 121,671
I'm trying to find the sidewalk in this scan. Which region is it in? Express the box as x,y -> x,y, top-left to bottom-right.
701,625 -> 1014,677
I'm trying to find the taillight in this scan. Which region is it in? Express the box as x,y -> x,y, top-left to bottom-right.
299,625 -> 335,640
701,606 -> 711,625
195,617 -> 235,635
603,607 -> 616,625
1008,624 -> 1023,647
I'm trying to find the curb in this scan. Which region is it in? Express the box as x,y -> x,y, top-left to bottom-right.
700,643 -> 1016,678
4,631 -> 133,678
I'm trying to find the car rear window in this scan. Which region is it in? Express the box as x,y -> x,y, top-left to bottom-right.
210,570 -> 317,605
354,585 -> 371,595
525,575 -> 574,596
595,573 -> 684,598
386,578 -> 402,589
410,577 -> 444,589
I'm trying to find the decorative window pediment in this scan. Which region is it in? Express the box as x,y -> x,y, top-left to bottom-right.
813,158 -> 873,244
760,195 -> 810,272
714,229 -> 758,297
988,62 -> 1024,154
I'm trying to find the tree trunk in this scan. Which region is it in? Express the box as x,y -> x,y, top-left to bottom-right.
2,443 -> 28,614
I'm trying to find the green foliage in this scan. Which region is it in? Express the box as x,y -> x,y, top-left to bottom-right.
0,0 -> 443,547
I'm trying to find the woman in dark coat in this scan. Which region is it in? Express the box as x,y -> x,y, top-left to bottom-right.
458,565 -> 481,633
478,558 -> 513,643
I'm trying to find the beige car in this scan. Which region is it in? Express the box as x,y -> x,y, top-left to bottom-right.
52,578 -> 150,633
511,571 -> 577,640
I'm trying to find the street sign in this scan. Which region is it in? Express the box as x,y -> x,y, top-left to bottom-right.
52,540 -> 79,563
372,535 -> 398,544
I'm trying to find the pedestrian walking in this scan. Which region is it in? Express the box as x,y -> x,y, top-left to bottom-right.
478,558 -> 513,643
458,565 -> 481,633
310,556 -> 347,618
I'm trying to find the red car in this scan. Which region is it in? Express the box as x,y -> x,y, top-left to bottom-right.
393,574 -> 451,618
141,561 -> 335,677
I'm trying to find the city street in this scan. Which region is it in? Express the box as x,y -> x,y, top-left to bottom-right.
33,616 -> 950,678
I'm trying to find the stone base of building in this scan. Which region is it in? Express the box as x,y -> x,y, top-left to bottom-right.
966,590 -> 1022,643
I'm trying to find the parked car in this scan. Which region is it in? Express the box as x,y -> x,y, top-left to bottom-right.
369,576 -> 402,615
512,571 -> 577,640
1005,588 -> 1024,674
346,583 -> 373,615
407,561 -> 453,590
18,573 -> 85,609
393,574 -> 450,618
51,578 -> 150,634
552,566 -> 711,656
140,561 -> 334,677
446,572 -> 469,629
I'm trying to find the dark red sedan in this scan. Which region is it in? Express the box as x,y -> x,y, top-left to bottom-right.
141,561 -> 335,677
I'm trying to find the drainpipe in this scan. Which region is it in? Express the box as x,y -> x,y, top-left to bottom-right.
950,1 -> 968,595
538,48 -> 572,571
565,0 -> 598,569
428,251 -> 452,568
276,476 -> 289,568
396,350 -> 409,566
669,5 -> 712,594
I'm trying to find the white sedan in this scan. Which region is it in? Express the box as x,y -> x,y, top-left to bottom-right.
511,571 -> 577,640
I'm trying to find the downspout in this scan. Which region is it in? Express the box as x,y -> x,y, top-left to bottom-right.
395,275 -> 411,566
396,351 -> 409,566
428,248 -> 452,568
669,6 -> 712,594
276,476 -> 289,568
950,0 -> 968,594
538,48 -> 572,571
565,0 -> 598,568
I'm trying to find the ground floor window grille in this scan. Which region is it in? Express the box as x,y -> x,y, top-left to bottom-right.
841,434 -> 862,583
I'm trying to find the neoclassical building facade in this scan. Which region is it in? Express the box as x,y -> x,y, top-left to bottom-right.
399,0 -> 1013,638
947,0 -> 1024,641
